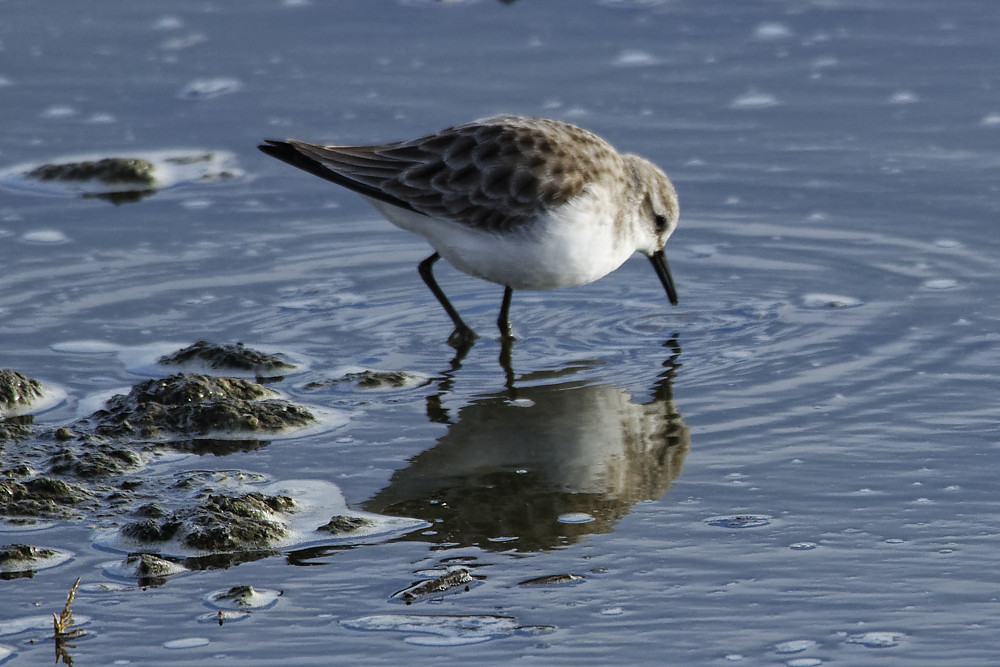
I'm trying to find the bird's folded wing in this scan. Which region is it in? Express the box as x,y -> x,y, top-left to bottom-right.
260,117 -> 609,233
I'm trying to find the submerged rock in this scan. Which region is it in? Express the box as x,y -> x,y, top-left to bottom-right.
517,573 -> 586,587
393,568 -> 475,605
159,341 -> 295,376
305,369 -> 430,391
348,370 -> 428,390
316,515 -> 374,534
85,373 -> 315,440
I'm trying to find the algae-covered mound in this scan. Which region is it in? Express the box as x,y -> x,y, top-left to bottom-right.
27,158 -> 155,186
159,341 -> 295,376
85,373 -> 315,440
120,491 -> 295,553
109,552 -> 189,586
0,370 -> 45,413
0,476 -> 89,519
1,149 -> 243,204
0,543 -> 70,575
0,416 -> 33,441
317,515 -> 374,534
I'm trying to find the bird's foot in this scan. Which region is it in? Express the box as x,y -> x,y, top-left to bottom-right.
447,325 -> 478,351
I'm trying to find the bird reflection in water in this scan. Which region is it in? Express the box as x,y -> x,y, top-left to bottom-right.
364,337 -> 689,552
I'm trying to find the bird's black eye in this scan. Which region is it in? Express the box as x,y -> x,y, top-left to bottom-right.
654,214 -> 668,232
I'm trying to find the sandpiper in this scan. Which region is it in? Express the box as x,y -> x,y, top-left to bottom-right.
260,114 -> 679,348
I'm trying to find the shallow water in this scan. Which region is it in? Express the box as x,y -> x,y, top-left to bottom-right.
2,0 -> 999,664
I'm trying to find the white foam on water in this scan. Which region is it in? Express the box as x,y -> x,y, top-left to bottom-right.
923,278 -> 958,290
754,22 -> 793,40
845,631 -> 901,648
730,91 -> 780,109
776,639 -> 816,654
19,229 -> 70,244
612,50 -> 662,67
162,637 -> 210,650
341,614 -> 520,645
178,78 -> 243,100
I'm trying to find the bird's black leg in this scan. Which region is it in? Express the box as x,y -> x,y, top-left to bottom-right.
418,252 -> 477,349
497,286 -> 515,341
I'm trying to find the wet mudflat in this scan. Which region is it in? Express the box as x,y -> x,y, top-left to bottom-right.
1,1 -> 999,665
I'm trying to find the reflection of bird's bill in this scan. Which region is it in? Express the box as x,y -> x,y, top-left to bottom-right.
649,250 -> 678,306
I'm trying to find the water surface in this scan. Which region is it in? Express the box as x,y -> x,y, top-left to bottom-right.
1,0 -> 999,664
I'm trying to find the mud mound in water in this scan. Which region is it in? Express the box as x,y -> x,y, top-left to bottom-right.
83,373 -> 315,440
0,370 -> 45,414
159,341 -> 295,376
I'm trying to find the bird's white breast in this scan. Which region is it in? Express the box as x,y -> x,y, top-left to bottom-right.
363,186 -> 637,290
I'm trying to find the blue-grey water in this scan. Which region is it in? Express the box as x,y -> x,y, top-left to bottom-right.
2,0 -> 999,664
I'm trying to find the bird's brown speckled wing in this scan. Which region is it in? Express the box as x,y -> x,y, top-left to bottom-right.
260,115 -> 621,233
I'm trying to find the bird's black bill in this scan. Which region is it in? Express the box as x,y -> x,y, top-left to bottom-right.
649,250 -> 678,306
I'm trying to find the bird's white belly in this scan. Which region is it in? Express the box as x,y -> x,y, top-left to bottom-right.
363,188 -> 635,290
